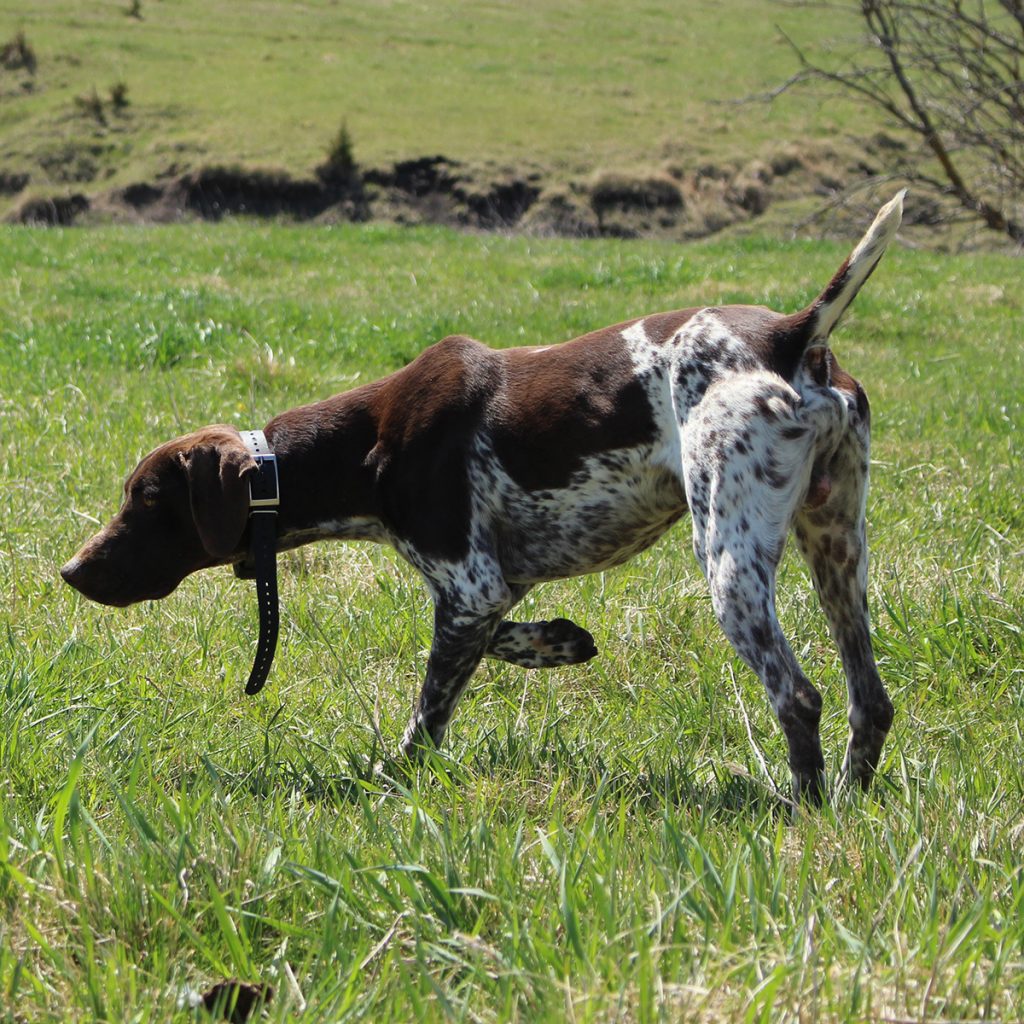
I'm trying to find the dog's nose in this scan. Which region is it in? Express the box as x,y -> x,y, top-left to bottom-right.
60,556 -> 93,595
60,553 -> 120,605
60,557 -> 81,585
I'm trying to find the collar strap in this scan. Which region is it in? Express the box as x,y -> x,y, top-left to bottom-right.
237,428 -> 280,697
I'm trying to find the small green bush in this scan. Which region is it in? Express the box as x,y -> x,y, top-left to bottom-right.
0,30 -> 36,73
109,81 -> 130,110
317,120 -> 359,187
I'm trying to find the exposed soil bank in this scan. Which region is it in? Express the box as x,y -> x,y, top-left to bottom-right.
5,137 -> 940,240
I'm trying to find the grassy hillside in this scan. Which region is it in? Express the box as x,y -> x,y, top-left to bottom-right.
1,220 -> 1022,1020
1,0 -> 875,201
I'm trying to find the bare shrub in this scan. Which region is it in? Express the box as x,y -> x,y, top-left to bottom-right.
776,0 -> 1024,243
74,87 -> 107,125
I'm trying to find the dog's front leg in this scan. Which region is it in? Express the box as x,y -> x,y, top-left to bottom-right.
399,579 -> 517,758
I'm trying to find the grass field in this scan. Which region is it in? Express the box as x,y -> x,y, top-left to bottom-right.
0,219 -> 1021,1021
0,0 -> 875,203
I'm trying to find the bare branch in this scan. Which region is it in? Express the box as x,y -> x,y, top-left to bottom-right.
774,0 -> 1024,243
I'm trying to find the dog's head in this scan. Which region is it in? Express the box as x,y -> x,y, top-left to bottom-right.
61,425 -> 258,607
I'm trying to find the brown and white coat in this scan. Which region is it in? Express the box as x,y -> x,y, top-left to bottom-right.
61,193 -> 905,803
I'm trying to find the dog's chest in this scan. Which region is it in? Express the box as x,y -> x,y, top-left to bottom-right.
479,442 -> 687,583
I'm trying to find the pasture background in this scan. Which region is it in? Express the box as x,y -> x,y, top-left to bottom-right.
2,0 -> 875,217
1,224 -> 1022,1021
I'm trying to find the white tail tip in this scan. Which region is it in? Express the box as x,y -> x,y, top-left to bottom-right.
811,190 -> 906,341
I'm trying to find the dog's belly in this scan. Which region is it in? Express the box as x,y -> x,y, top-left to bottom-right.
487,445 -> 687,583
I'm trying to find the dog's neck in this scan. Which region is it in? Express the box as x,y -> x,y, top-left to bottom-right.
259,403 -> 385,550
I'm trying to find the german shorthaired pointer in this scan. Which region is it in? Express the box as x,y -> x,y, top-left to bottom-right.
61,193 -> 904,803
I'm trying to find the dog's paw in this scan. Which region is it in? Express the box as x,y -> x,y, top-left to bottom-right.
486,616 -> 598,668
537,618 -> 599,665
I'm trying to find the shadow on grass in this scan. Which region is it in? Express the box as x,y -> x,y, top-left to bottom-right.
206,735 -> 793,823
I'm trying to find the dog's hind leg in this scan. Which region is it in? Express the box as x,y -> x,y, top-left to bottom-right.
485,618 -> 598,668
793,401 -> 893,792
683,376 -> 832,804
694,528 -> 827,805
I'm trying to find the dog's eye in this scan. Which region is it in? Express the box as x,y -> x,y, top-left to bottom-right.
142,491 -> 158,508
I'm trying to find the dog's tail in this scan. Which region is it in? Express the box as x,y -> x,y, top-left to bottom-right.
801,189 -> 905,345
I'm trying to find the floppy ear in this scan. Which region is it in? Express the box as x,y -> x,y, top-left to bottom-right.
181,436 -> 257,559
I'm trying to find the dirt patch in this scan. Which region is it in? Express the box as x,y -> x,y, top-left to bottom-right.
360,156 -> 541,229
1,138 -> 932,242
12,193 -> 89,226
0,171 -> 29,195
588,171 -> 684,238
173,166 -> 342,221
519,187 -> 600,237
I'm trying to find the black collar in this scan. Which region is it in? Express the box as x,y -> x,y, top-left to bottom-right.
235,429 -> 280,695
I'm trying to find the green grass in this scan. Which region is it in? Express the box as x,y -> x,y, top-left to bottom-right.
1,221 -> 1022,1021
0,0 -> 875,199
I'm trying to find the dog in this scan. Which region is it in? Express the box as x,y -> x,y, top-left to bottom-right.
61,193 -> 904,803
